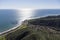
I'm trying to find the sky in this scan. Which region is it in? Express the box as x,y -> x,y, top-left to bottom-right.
0,0 -> 60,9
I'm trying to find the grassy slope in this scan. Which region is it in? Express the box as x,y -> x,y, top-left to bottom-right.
0,36 -> 5,40
0,16 -> 60,40
0,23 -> 60,40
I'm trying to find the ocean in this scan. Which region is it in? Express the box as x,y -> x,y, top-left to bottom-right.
0,9 -> 60,33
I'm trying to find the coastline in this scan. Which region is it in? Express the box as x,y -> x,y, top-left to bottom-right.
0,17 -> 40,35
0,25 -> 20,35
0,21 -> 23,35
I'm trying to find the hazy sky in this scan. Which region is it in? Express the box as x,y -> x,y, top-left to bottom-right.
0,0 -> 60,9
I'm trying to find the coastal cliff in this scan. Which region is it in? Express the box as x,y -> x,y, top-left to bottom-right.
0,15 -> 60,40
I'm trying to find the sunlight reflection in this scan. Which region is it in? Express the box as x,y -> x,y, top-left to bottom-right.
18,8 -> 34,21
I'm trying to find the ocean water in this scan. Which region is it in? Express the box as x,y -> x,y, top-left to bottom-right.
0,9 -> 21,32
0,9 -> 60,33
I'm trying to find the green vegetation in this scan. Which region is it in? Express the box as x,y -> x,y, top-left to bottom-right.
0,36 -> 5,40
0,15 -> 60,40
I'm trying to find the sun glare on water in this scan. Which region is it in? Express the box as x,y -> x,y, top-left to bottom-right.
18,8 -> 34,21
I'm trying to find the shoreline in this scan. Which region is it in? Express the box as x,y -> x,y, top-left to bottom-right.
0,17 -> 40,35
0,21 -> 23,35
0,24 -> 21,35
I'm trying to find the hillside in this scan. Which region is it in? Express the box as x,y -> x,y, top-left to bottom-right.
0,15 -> 60,40
28,15 -> 60,30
